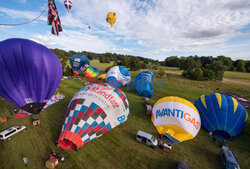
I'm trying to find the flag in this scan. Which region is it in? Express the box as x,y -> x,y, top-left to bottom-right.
48,0 -> 62,36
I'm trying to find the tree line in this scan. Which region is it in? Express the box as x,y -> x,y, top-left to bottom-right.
163,55 -> 250,81
50,48 -> 249,81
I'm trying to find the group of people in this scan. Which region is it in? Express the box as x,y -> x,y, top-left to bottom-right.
49,151 -> 65,163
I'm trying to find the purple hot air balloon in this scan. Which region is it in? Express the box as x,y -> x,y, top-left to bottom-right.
0,38 -> 62,114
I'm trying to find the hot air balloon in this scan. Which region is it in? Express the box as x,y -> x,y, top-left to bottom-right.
88,25 -> 91,29
194,93 -> 248,141
106,66 -> 131,88
133,71 -> 154,98
152,96 -> 201,144
58,83 -> 130,150
64,0 -> 72,11
84,66 -> 100,78
70,54 -> 90,76
0,38 -> 62,114
106,12 -> 117,27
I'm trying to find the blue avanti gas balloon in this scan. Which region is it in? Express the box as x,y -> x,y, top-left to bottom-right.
0,38 -> 62,114
106,66 -> 131,88
70,54 -> 90,75
133,71 -> 154,98
194,93 -> 248,141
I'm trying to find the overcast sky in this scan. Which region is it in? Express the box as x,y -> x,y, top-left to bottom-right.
0,0 -> 250,61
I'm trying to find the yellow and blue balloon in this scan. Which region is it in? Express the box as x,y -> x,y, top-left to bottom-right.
152,96 -> 201,144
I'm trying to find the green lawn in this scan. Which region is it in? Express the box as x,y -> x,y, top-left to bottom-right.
224,71 -> 250,80
0,71 -> 249,169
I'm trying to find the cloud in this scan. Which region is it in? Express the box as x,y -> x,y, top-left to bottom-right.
0,7 -> 46,22
1,0 -> 250,60
32,29 -> 115,53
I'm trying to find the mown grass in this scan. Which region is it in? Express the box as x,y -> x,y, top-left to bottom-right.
224,71 -> 250,80
0,70 -> 249,169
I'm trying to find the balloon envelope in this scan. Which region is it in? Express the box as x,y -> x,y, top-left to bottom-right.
106,12 -> 117,27
106,66 -> 131,88
64,0 -> 72,11
194,93 -> 248,141
152,96 -> 201,144
133,71 -> 154,98
70,54 -> 90,75
84,66 -> 100,78
58,83 -> 130,150
0,38 -> 62,114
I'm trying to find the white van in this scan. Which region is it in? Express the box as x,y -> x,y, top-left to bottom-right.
0,125 -> 26,141
136,130 -> 158,148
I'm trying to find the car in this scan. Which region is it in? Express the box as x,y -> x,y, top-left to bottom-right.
0,125 -> 26,141
136,130 -> 158,148
176,160 -> 190,169
219,148 -> 240,169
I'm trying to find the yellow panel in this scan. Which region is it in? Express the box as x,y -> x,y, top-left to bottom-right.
215,93 -> 222,109
154,124 -> 194,142
231,97 -> 239,113
200,95 -> 207,109
244,112 -> 248,122
153,96 -> 199,114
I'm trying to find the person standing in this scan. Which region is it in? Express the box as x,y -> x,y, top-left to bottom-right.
23,157 -> 28,167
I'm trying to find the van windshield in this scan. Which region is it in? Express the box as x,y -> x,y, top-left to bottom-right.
228,162 -> 238,169
151,136 -> 155,142
0,135 -> 3,138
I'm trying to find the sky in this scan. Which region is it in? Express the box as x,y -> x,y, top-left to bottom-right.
0,0 -> 250,61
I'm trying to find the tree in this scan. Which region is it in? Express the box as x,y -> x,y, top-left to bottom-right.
99,56 -> 104,63
245,61 -> 250,72
217,55 -> 233,70
129,57 -> 141,71
157,69 -> 165,78
179,56 -> 196,70
164,56 -> 179,67
207,61 -> 226,81
191,68 -> 204,80
236,60 -> 246,72
202,68 -> 215,80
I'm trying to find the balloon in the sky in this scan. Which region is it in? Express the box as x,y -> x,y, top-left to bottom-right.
152,96 -> 201,144
106,12 -> 117,27
84,66 -> 100,78
88,25 -> 91,29
194,93 -> 248,141
58,83 -> 130,150
133,71 -> 154,98
70,54 -> 90,75
0,38 -> 62,114
64,0 -> 72,11
106,66 -> 131,88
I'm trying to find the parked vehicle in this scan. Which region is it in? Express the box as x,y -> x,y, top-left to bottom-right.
136,130 -> 158,148
176,160 -> 190,169
219,148 -> 240,169
0,125 -> 26,141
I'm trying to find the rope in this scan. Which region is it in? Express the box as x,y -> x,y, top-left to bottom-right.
0,5 -> 47,26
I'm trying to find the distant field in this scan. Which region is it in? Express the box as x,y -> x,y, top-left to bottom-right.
90,59 -> 114,72
224,71 -> 250,80
0,65 -> 249,169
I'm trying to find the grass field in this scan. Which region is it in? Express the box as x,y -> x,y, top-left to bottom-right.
0,66 -> 249,169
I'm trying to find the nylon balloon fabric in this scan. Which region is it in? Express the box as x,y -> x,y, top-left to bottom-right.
133,71 -> 154,98
194,93 -> 248,141
106,66 -> 131,88
70,54 -> 90,75
58,83 -> 130,150
152,96 -> 201,144
0,38 -> 62,114
84,66 -> 100,78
